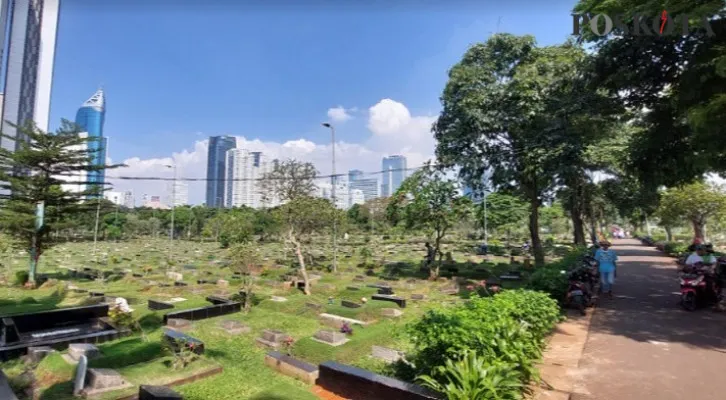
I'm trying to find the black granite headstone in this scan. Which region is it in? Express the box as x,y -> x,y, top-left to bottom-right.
139,384 -> 183,400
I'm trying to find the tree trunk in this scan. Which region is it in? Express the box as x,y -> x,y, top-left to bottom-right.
28,233 -> 39,286
571,211 -> 586,246
692,219 -> 706,242
527,195 -> 545,266
429,233 -> 444,279
289,229 -> 311,295
665,226 -> 673,242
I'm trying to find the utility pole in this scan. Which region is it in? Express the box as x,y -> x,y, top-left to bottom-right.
322,123 -> 338,272
166,164 -> 177,263
92,199 -> 101,264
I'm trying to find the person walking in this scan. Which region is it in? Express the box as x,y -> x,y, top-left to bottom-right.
595,240 -> 618,298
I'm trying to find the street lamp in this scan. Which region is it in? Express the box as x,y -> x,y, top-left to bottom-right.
165,164 -> 177,262
322,122 -> 338,272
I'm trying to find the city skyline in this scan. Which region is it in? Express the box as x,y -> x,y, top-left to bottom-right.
381,155 -> 407,197
205,135 -> 236,207
74,87 -> 106,197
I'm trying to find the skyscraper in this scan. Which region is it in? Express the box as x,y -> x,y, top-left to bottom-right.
381,155 -> 407,197
206,135 -> 236,207
168,180 -> 188,207
0,0 -> 60,153
348,169 -> 363,182
225,149 -> 274,208
75,88 -> 106,196
348,168 -> 379,202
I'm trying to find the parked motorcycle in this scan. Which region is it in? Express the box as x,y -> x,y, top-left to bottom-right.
565,267 -> 594,315
680,262 -> 721,311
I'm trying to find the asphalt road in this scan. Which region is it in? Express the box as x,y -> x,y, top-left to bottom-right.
571,238 -> 726,400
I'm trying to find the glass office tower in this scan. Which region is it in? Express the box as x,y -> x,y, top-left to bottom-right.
74,88 -> 106,197
205,135 -> 236,207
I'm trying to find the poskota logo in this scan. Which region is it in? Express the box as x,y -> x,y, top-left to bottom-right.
572,11 -> 715,37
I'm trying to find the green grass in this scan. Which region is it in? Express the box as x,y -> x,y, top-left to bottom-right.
0,236 -> 560,399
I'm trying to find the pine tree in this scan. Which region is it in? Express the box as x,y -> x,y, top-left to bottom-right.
0,120 -> 122,286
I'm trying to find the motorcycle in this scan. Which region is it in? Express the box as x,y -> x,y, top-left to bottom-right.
680,262 -> 721,311
565,267 -> 594,315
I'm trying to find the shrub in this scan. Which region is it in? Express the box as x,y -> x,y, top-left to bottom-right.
527,267 -> 568,302
663,242 -> 688,256
510,247 -> 523,256
418,351 -> 523,400
406,290 -> 559,390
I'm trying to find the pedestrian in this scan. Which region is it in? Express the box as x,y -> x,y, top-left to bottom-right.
595,240 -> 618,298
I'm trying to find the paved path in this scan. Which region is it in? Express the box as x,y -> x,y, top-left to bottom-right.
571,239 -> 726,400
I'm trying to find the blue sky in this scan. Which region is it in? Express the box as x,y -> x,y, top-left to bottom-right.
49,0 -> 577,204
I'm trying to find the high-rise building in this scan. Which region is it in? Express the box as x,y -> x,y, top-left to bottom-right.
58,131 -> 88,194
381,155 -> 407,197
122,190 -> 134,208
74,88 -> 106,196
0,0 -> 60,154
206,136 -> 236,207
168,180 -> 188,207
348,169 -> 379,202
225,149 -> 274,208
348,169 -> 363,182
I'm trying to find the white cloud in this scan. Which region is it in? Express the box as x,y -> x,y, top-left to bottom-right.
108,99 -> 438,205
327,106 -> 354,122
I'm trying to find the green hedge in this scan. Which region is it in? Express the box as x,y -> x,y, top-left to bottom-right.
663,241 -> 688,256
527,247 -> 589,302
405,290 -> 560,395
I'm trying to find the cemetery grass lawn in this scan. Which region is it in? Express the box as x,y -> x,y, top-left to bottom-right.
1,237 -> 550,399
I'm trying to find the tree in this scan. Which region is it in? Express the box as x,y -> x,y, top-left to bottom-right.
573,0 -> 726,185
218,209 -> 255,248
228,243 -> 261,311
388,165 -> 470,279
433,34 -> 596,265
657,182 -> 726,242
365,197 -> 391,233
0,121 -> 121,286
253,208 -> 280,242
476,192 -> 528,245
262,159 -> 321,294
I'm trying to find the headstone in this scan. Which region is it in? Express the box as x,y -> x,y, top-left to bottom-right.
305,302 -> 323,311
341,300 -> 361,309
270,296 -> 287,302
313,330 -> 349,346
86,368 -> 128,390
371,345 -> 404,363
377,287 -> 394,295
148,299 -> 175,310
68,343 -> 100,361
166,318 -> 192,330
264,351 -> 319,385
174,281 -> 188,287
346,285 -> 360,291
381,308 -> 403,318
217,279 -> 229,288
27,346 -> 54,363
73,355 -> 88,395
410,294 -> 427,300
218,320 -> 250,335
371,294 -> 406,308
255,329 -> 291,349
139,385 -> 183,400
166,272 -> 183,281
353,276 -> 365,282
319,313 -> 367,329
439,287 -> 459,295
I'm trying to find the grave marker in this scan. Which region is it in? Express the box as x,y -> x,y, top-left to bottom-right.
371,345 -> 405,363
341,300 -> 361,309
73,355 -> 88,395
313,330 -> 349,347
371,294 -> 406,308
381,308 -> 403,318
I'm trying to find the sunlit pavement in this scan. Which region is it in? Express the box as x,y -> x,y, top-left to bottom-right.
570,239 -> 726,400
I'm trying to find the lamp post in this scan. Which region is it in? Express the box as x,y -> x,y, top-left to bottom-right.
322,122 -> 338,272
165,164 -> 177,263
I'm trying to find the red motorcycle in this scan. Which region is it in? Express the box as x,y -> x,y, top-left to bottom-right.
680,262 -> 721,311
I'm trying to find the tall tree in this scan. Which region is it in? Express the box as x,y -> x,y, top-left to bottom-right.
573,0 -> 726,185
434,34 -> 595,265
0,121 -> 121,286
388,165 -> 471,279
658,182 -> 726,241
262,159 -> 321,294
476,192 -> 528,245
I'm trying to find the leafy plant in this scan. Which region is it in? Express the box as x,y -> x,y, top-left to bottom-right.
14,271 -> 29,286
163,338 -> 200,370
418,351 -> 523,400
340,323 -> 353,335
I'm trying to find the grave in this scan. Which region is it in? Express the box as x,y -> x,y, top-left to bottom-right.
312,330 -> 349,347
148,300 -> 175,311
371,345 -> 405,363
27,346 -> 54,363
439,286 -> 459,295
174,281 -> 188,287
353,276 -> 365,282
217,279 -> 229,288
166,318 -> 192,331
270,296 -> 288,302
381,308 -> 403,318
264,351 -> 319,385
341,300 -> 362,309
89,291 -> 105,297
0,304 -> 124,361
316,361 -> 442,400
162,328 -> 205,355
499,271 -> 523,280
305,302 -> 323,311
162,297 -> 241,324
139,385 -> 183,400
319,313 -> 367,329
83,368 -> 133,395
68,343 -> 100,361
377,287 -> 394,295
73,355 -> 88,396
346,285 -> 360,291
218,320 -> 250,335
410,294 -> 427,300
255,329 -> 291,350
371,294 -> 407,308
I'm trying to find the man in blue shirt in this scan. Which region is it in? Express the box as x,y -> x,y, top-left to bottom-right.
595,241 -> 618,298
